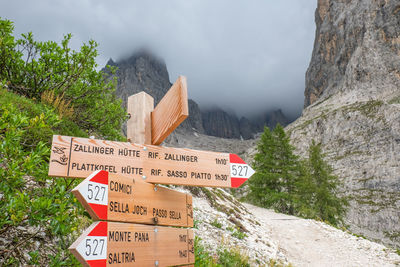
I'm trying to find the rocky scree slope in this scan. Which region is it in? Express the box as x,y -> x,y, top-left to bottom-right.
163,133 -> 400,266
170,183 -> 400,266
289,0 -> 400,248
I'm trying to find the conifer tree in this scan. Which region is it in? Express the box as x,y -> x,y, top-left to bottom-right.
248,124 -> 301,214
305,140 -> 348,225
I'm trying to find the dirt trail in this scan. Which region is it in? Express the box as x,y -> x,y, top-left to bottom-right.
244,203 -> 400,267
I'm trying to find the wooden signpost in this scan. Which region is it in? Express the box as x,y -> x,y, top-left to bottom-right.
47,75 -> 255,266
72,170 -> 193,227
69,221 -> 194,267
49,135 -> 254,188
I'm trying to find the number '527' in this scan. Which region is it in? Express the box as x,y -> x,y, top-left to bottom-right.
87,183 -> 106,201
85,238 -> 105,256
231,165 -> 248,176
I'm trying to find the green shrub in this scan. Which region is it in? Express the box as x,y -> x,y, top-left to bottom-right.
217,248 -> 250,267
0,17 -> 125,140
0,17 -> 126,265
231,228 -> 247,240
210,218 -> 223,229
194,237 -> 252,267
0,87 -> 88,266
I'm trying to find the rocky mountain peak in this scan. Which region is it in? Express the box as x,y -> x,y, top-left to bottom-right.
304,0 -> 400,107
106,58 -> 116,67
290,0 -> 400,248
110,50 -> 171,106
106,49 -> 293,140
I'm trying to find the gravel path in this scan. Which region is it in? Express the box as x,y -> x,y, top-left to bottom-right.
245,203 -> 400,267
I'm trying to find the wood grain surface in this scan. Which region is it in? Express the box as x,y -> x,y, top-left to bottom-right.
69,221 -> 194,267
151,76 -> 188,145
72,171 -> 193,227
49,135 -> 253,188
127,92 -> 154,144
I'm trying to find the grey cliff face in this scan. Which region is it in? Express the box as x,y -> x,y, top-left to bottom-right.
105,51 -> 204,135
201,109 -> 289,140
265,109 -> 289,129
202,109 -> 241,139
251,109 -> 290,133
304,0 -> 400,107
186,99 -> 205,134
289,0 -> 400,248
239,117 -> 256,140
112,50 -> 171,107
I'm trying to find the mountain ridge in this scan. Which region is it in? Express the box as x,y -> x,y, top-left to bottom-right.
104,51 -> 290,140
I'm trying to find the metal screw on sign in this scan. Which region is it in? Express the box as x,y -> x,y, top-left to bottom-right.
143,146 -> 147,151
154,186 -> 158,192
142,175 -> 147,180
154,228 -> 158,233
155,260 -> 159,266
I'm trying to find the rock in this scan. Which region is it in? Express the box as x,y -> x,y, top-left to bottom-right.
183,99 -> 205,134
251,109 -> 290,132
239,117 -> 255,140
289,0 -> 400,248
103,50 -> 204,135
304,0 -> 400,107
111,49 -> 171,106
265,109 -> 289,129
202,108 -> 241,139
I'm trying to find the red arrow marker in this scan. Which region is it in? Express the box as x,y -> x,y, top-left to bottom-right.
71,221 -> 108,267
73,170 -> 109,220
229,154 -> 255,188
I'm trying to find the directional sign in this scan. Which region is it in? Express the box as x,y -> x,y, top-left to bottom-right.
69,221 -> 194,267
72,170 -> 193,227
151,76 -> 188,145
49,135 -> 255,188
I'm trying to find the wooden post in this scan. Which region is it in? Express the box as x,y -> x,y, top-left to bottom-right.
127,92 -> 154,144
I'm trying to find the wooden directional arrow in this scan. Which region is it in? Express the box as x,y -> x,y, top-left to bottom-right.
49,135 -> 255,188
72,170 -> 193,227
69,221 -> 194,267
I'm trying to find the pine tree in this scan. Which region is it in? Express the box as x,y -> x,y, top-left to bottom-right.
305,140 -> 348,225
248,124 -> 301,214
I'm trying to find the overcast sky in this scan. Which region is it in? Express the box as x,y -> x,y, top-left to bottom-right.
1,0 -> 317,119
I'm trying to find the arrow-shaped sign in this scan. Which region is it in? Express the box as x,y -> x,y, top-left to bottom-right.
72,170 -> 193,227
49,135 -> 255,188
69,221 -> 194,267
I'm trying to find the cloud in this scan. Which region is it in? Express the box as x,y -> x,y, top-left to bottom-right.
1,0 -> 317,118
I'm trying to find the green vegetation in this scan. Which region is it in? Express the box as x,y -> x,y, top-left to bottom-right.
247,124 -> 301,215
0,85 -> 86,265
231,228 -> 247,240
247,125 -> 348,226
210,218 -> 223,229
0,18 -> 125,140
194,237 -> 251,267
388,96 -> 400,104
0,17 -> 127,265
